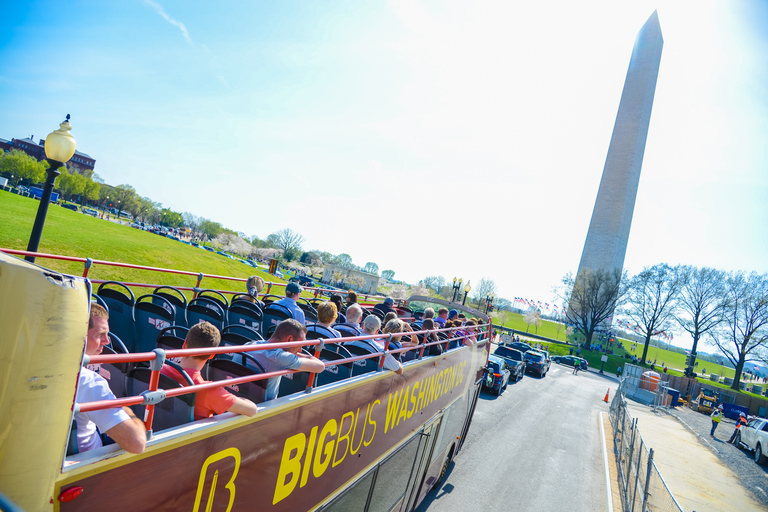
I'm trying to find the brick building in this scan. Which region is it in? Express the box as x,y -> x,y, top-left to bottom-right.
3,135 -> 96,174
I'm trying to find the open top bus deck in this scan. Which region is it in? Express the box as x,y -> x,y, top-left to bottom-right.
0,249 -> 490,512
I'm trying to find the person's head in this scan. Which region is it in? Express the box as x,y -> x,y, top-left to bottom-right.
423,318 -> 436,330
346,304 -> 363,324
247,275 -> 265,298
184,321 -> 221,360
285,282 -> 302,299
317,301 -> 338,325
383,319 -> 406,335
383,297 -> 394,307
362,315 -> 381,334
383,312 -> 398,325
448,309 -> 458,320
437,307 -> 449,319
330,294 -> 344,312
87,303 -> 110,356
458,313 -> 466,321
346,290 -> 358,304
465,318 -> 477,331
423,307 -> 435,319
272,319 -> 308,353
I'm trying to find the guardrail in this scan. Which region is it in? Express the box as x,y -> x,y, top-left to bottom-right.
609,380 -> 684,512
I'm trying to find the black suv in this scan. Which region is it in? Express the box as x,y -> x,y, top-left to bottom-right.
523,350 -> 550,377
290,276 -> 315,287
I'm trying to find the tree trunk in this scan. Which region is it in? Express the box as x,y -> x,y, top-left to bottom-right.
640,333 -> 652,365
732,358 -> 745,391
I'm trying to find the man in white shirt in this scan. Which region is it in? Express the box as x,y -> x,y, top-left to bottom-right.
74,304 -> 146,454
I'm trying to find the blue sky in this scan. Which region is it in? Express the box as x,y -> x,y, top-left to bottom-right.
1,1 -> 767,344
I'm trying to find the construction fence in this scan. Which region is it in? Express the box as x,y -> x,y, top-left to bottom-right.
609,380 -> 685,512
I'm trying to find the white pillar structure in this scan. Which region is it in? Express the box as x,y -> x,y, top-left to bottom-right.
576,11 -> 663,276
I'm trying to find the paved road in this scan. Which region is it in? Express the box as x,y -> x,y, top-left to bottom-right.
416,364 -> 616,512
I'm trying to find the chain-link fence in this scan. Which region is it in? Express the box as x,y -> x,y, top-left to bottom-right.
609,381 -> 685,512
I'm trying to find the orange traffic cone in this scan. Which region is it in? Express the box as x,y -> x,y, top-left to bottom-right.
603,389 -> 610,403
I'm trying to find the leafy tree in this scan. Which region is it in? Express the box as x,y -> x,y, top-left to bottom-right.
199,219 -> 224,240
159,208 -> 183,228
495,297 -> 512,310
55,168 -> 86,200
83,179 -> 100,202
675,266 -> 729,375
362,262 -> 379,275
0,149 -> 46,186
561,268 -> 627,347
98,183 -> 114,208
336,253 -> 354,268
182,212 -> 200,231
623,264 -> 682,364
712,272 -> 768,390
136,197 -> 161,223
381,269 -> 395,281
390,284 -> 408,300
110,184 -> 139,218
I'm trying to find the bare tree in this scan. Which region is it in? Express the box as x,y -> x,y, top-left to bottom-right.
675,266 -> 729,375
561,268 -> 627,347
362,262 -> 379,275
623,264 -> 682,364
391,283 -> 408,300
712,272 -> 768,390
271,228 -> 305,252
471,277 -> 498,302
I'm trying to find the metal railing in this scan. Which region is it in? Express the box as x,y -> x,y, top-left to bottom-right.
609,381 -> 685,512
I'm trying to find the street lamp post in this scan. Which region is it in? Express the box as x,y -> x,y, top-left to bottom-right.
462,281 -> 472,306
485,293 -> 494,314
25,115 -> 76,263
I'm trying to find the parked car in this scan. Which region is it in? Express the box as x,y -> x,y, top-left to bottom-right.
552,355 -> 588,370
82,208 -> 98,217
735,417 -> 768,465
290,275 -> 315,287
492,346 -> 526,382
483,355 -> 511,396
524,350 -> 550,377
507,341 -> 533,353
61,203 -> 78,211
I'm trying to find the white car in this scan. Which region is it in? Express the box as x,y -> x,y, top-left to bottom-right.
736,417 -> 768,465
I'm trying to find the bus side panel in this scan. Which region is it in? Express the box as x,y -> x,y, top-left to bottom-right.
58,345 -> 482,511
0,253 -> 90,511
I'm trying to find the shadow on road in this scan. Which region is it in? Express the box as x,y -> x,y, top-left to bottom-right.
414,462 -> 455,512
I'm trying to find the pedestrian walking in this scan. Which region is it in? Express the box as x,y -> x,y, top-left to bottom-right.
711,405 -> 723,436
617,366 -> 622,378
729,412 -> 748,444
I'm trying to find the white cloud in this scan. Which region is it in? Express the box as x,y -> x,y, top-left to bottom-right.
145,0 -> 193,45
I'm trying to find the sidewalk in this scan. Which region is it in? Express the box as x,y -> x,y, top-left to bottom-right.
621,401 -> 764,511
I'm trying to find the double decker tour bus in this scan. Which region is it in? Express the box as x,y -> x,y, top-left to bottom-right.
0,249 -> 490,512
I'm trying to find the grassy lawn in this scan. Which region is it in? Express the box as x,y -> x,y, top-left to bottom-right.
0,191 -> 300,299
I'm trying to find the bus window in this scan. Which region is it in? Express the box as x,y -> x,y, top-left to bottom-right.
320,472 -> 375,512
367,436 -> 421,512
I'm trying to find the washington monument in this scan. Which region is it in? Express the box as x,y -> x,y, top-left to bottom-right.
576,11 -> 663,276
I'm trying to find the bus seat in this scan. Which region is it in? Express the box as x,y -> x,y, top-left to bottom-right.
186,297 -> 225,331
156,325 -> 189,364
96,346 -> 129,398
297,300 -> 318,323
316,349 -> 353,386
344,344 -> 381,377
262,303 -> 293,337
107,332 -> 129,355
306,323 -> 340,340
96,281 -> 136,352
153,286 -> 188,327
332,323 -> 362,338
126,363 -> 195,432
278,370 -> 310,397
133,294 -> 175,354
206,358 -> 267,405
227,303 -> 263,333
197,289 -> 229,312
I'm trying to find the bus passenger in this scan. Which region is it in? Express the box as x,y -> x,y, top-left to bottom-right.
423,307 -> 435,321
383,319 -> 419,352
373,297 -> 397,316
317,302 -> 341,337
421,318 -> 443,356
247,319 -> 326,400
383,311 -> 398,326
347,316 -> 403,375
74,304 -> 146,454
275,282 -> 306,324
434,308 -> 449,327
330,294 -> 346,322
344,304 -> 364,332
345,290 -> 358,308
246,275 -> 265,306
161,322 -> 258,419
464,319 -> 478,345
